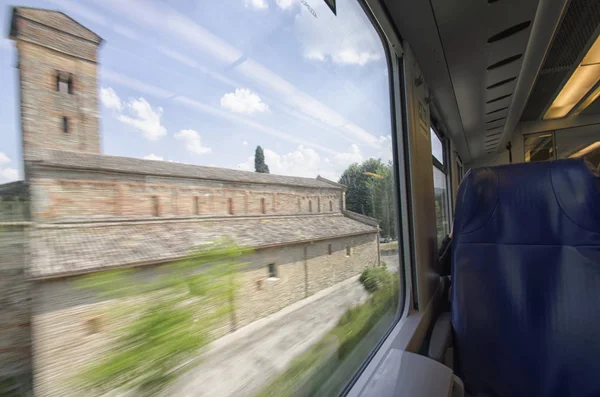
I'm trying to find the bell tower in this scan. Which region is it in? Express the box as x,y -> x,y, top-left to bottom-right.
9,6 -> 103,161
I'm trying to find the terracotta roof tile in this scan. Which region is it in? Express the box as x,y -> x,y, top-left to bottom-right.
30,214 -> 377,278
33,150 -> 343,190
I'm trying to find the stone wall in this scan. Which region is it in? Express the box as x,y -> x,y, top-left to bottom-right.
0,223 -> 32,394
28,169 -> 342,221
235,233 -> 378,328
16,39 -> 100,159
31,232 -> 378,397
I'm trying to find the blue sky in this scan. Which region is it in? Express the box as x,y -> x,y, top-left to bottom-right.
0,0 -> 395,183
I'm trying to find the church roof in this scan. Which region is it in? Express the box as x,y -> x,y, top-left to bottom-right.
32,150 -> 344,190
29,214 -> 378,279
10,6 -> 102,44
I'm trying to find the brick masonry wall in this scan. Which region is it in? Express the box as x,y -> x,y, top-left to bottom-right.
0,224 -> 32,392
17,39 -> 100,159
28,169 -> 342,221
31,233 -> 377,396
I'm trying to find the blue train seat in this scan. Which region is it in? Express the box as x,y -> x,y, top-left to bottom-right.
451,158 -> 600,397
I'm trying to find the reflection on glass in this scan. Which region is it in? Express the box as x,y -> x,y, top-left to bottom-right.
433,167 -> 449,247
555,126 -> 600,169
431,128 -> 444,165
524,133 -> 554,162
0,0 -> 402,396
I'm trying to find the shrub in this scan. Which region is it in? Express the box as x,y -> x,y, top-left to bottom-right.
359,267 -> 392,293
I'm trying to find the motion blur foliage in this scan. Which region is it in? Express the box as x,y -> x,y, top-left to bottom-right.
339,159 -> 396,240
358,262 -> 392,293
258,264 -> 398,397
77,238 -> 252,397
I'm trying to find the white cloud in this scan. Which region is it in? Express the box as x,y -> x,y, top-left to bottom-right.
379,135 -> 393,162
242,140 -> 249,146
96,0 -> 381,148
100,87 -> 122,111
159,46 -> 199,68
221,89 -> 269,114
0,153 -> 19,183
333,49 -> 380,66
95,0 -> 241,64
0,167 -> 19,183
175,96 -> 337,155
175,129 -> 212,155
244,0 -> 268,9
118,98 -> 167,140
112,24 -> 140,40
238,144 -> 363,181
238,145 -> 321,177
158,47 -> 242,88
276,0 -> 295,8
0,152 -> 10,165
334,144 -> 362,165
102,69 -> 175,99
294,0 -> 382,66
143,154 -> 164,161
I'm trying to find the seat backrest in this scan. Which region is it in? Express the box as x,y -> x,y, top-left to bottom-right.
451,158 -> 600,397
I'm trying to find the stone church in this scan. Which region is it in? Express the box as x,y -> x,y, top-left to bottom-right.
0,6 -> 380,396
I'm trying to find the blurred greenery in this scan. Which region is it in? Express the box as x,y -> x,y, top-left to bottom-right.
339,159 -> 396,240
358,264 -> 393,294
77,238 -> 252,397
257,266 -> 398,397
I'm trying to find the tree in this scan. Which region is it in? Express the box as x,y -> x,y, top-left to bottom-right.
254,146 -> 270,173
77,239 -> 251,396
338,159 -> 397,240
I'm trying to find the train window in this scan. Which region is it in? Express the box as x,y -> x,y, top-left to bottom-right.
524,132 -> 555,162
456,160 -> 464,182
431,127 -> 449,246
555,126 -> 600,168
431,127 -> 445,165
433,166 -> 449,246
0,1 -> 404,396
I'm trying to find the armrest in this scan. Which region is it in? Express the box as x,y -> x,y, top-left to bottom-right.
428,312 -> 451,363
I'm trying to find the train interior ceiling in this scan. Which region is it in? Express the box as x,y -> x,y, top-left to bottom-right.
351,0 -> 600,396
384,0 -> 600,170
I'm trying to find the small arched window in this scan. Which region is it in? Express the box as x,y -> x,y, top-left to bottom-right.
261,197 -> 266,214
329,201 -> 333,211
228,198 -> 234,215
62,117 -> 69,133
308,200 -> 313,213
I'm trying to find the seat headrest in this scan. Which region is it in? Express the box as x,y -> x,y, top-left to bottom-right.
454,158 -> 600,244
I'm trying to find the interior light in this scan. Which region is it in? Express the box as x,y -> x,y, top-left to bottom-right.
569,141 -> 600,158
571,83 -> 600,116
582,34 -> 600,65
544,34 -> 600,119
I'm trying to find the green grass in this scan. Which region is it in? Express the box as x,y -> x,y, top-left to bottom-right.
256,267 -> 399,397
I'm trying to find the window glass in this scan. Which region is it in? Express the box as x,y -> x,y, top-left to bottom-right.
433,166 -> 449,246
555,125 -> 600,169
524,133 -> 554,162
0,1 -> 404,397
431,128 -> 444,165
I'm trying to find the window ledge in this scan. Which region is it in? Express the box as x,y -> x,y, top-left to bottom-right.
346,281 -> 445,397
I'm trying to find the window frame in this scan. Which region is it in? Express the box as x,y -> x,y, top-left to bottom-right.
523,131 -> 557,162
337,1 -> 413,395
430,125 -> 451,243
